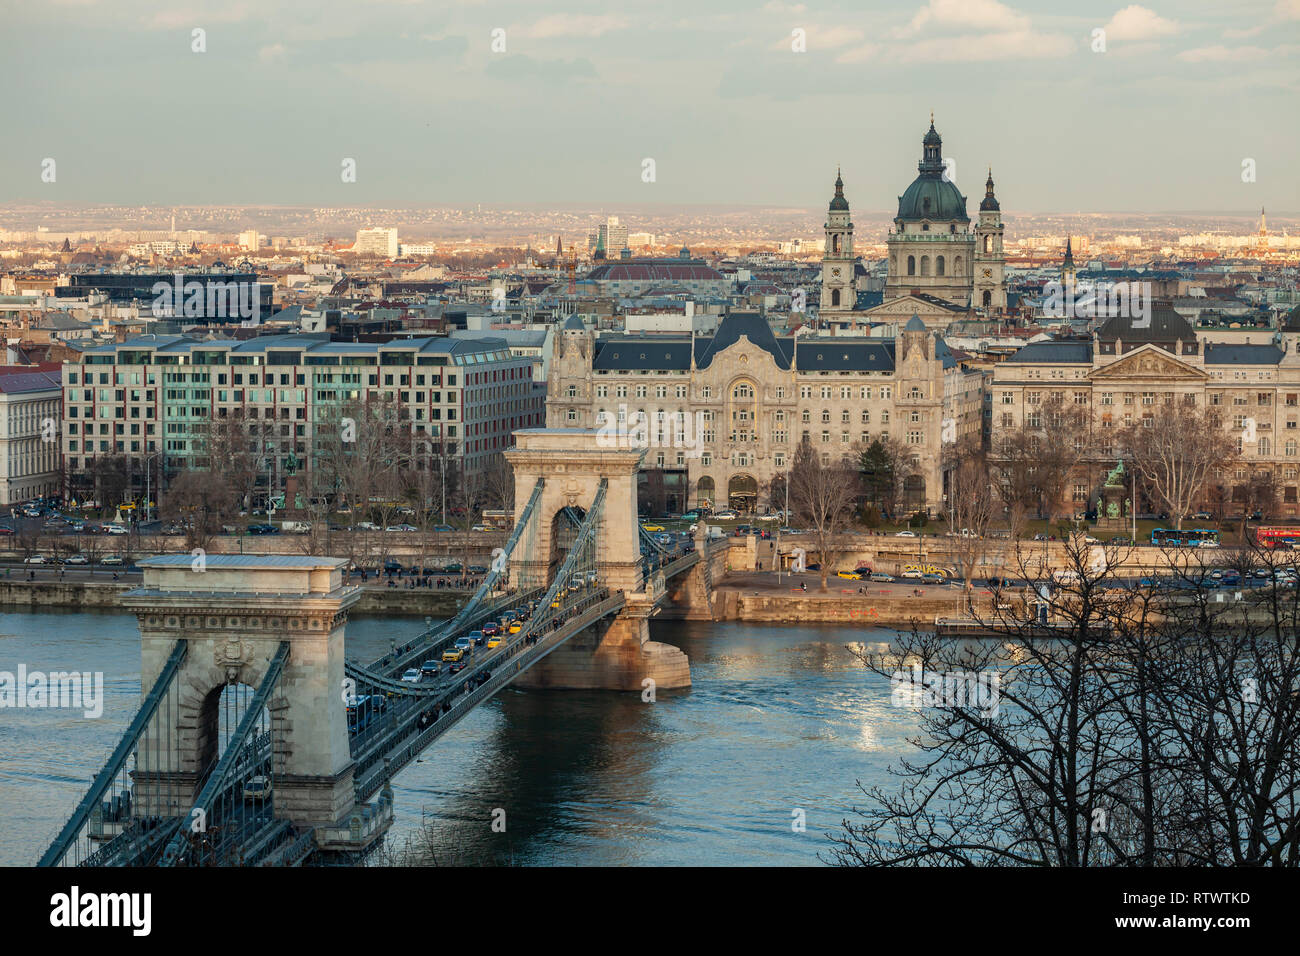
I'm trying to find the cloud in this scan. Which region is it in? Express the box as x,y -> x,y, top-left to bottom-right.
1278,0 -> 1300,20
1102,5 -> 1180,44
769,25 -> 865,52
896,0 -> 1030,37
484,54 -> 598,82
879,0 -> 1072,62
258,42 -> 287,62
522,15 -> 630,39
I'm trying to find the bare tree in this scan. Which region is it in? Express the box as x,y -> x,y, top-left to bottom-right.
943,437 -> 996,595
1121,403 -> 1236,532
829,537 -> 1300,866
991,393 -> 1090,532
788,436 -> 860,591
160,469 -> 232,552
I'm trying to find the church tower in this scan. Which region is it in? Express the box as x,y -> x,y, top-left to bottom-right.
1062,236 -> 1076,287
972,169 -> 1006,312
820,169 -> 856,316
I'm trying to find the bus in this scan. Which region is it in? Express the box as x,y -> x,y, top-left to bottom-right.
1254,526 -> 1300,550
1151,528 -> 1221,548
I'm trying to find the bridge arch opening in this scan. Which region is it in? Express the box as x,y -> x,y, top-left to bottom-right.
197,681 -> 272,770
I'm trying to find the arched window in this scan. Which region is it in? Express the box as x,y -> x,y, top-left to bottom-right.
831,289 -> 840,307
733,383 -> 753,399
920,256 -> 930,277
982,290 -> 992,308
954,255 -> 963,276
984,235 -> 993,254
936,255 -> 945,276
832,235 -> 840,254
907,256 -> 916,276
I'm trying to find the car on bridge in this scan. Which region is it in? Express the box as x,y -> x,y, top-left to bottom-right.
455,636 -> 474,653
243,776 -> 272,802
486,635 -> 503,649
442,648 -> 465,662
508,622 -> 523,634
420,660 -> 441,678
401,668 -> 422,683
448,660 -> 466,674
482,622 -> 500,636
467,631 -> 484,647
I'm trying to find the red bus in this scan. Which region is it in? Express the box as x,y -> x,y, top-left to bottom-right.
1253,526 -> 1300,549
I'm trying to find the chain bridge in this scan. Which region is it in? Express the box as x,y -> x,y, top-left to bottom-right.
38,429 -> 722,867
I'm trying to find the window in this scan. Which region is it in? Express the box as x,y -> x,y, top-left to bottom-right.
907,430 -> 923,445
1099,392 -> 1113,406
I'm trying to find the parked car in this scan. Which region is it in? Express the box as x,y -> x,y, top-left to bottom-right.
870,572 -> 894,583
63,554 -> 89,565
104,524 -> 129,536
921,572 -> 946,584
901,568 -> 923,579
383,559 -> 403,573
470,524 -> 493,532
355,522 -> 380,531
641,524 -> 665,532
23,555 -> 47,564
836,570 -> 863,580
467,565 -> 488,574
247,523 -> 278,535
385,524 -> 417,533
894,530 -> 917,538
714,509 -> 739,520
432,524 -> 455,532
99,555 -> 125,566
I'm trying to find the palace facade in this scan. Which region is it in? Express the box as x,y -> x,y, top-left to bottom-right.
546,312 -> 985,514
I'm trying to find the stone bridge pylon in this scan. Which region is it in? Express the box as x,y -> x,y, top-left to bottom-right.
504,428 -> 692,691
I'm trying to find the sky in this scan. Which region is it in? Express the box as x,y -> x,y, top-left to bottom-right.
1,0 -> 1298,214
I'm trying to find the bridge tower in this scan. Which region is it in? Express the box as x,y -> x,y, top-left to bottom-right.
504,428 -> 692,690
122,556 -> 365,832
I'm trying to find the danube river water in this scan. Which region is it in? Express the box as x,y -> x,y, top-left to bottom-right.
0,609 -> 921,866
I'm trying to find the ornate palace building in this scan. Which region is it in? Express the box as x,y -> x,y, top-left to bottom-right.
821,117 -> 1007,331
546,312 -> 985,514
991,305 -> 1300,516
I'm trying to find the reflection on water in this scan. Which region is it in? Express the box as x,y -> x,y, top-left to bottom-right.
0,610 -> 920,866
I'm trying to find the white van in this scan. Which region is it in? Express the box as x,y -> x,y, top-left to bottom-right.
281,521 -> 312,534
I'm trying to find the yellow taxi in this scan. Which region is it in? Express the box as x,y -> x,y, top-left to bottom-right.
486,635 -> 503,649
508,623 -> 523,634
641,524 -> 665,532
836,570 -> 863,580
441,648 -> 464,662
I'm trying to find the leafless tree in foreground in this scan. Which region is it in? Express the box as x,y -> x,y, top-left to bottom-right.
826,538 -> 1300,866
788,436 -> 860,591
1121,402 -> 1236,532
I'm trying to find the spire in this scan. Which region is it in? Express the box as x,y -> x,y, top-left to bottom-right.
980,167 -> 1000,211
829,167 -> 849,212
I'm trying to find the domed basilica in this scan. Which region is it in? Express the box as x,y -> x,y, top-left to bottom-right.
820,116 -> 1007,330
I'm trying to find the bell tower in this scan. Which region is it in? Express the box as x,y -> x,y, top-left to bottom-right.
973,168 -> 1006,312
820,168 -> 856,316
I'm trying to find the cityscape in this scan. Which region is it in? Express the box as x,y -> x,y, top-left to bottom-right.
2,0 -> 1297,929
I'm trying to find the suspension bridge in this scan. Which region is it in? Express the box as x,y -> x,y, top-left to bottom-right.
38,430 -> 723,867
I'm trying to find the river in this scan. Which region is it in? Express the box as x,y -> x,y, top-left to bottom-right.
0,609 -> 919,866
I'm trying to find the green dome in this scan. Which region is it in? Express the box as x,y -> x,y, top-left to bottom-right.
897,175 -> 968,222
897,118 -> 968,222
829,168 -> 849,211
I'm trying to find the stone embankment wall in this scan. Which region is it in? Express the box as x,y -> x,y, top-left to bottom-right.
710,588 -> 993,628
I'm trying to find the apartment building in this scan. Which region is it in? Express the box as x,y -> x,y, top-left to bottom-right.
0,368 -> 62,505
61,333 -> 543,504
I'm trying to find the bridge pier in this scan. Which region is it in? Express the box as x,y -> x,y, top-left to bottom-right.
123,556 -> 382,848
515,600 -> 691,691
